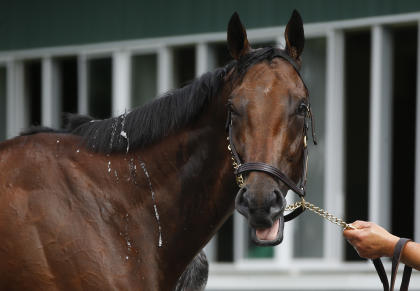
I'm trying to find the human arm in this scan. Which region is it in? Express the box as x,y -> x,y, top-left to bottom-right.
399,240 -> 420,271
343,220 -> 420,271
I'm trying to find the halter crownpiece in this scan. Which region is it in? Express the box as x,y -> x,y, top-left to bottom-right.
226,49 -> 317,222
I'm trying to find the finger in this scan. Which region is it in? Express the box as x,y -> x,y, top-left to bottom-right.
351,220 -> 370,229
345,223 -> 357,230
343,229 -> 359,239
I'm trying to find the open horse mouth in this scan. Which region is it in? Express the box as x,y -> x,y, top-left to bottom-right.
251,215 -> 285,246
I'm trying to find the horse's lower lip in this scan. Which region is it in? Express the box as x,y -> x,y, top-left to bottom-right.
251,216 -> 284,246
256,219 -> 279,241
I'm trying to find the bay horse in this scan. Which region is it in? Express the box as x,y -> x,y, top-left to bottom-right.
0,10 -> 310,290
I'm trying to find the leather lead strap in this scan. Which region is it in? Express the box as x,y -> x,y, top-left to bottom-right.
373,258 -> 390,291
372,238 -> 412,291
400,263 -> 413,291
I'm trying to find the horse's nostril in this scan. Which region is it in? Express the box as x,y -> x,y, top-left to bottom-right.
239,186 -> 248,199
235,187 -> 249,208
271,189 -> 286,214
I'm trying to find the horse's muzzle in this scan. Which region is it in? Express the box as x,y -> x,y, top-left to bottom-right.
235,186 -> 286,246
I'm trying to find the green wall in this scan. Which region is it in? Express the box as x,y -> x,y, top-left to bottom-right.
1,0 -> 420,51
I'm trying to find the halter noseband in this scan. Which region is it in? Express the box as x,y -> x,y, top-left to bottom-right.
226,50 -> 317,222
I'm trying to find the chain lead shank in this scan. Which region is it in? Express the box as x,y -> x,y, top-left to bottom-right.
285,199 -> 355,230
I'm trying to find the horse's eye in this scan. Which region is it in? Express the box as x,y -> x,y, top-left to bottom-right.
297,102 -> 308,116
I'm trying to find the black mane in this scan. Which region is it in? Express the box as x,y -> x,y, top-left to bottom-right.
69,65 -> 230,153
23,47 -> 286,153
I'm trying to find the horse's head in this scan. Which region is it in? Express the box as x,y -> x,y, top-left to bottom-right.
227,11 -> 309,246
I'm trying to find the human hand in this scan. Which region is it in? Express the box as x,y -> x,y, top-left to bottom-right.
343,220 -> 399,259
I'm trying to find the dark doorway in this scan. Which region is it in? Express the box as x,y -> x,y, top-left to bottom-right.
391,26 -> 417,239
88,58 -> 112,119
57,57 -> 78,118
24,60 -> 42,126
344,31 -> 371,261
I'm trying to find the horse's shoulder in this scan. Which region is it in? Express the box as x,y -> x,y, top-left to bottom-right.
0,133 -> 84,168
21,131 -> 81,145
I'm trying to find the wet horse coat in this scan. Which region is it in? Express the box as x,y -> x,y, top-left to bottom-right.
0,11 -> 309,290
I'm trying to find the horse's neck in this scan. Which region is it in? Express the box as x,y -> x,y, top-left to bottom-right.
139,103 -> 236,235
129,92 -> 237,279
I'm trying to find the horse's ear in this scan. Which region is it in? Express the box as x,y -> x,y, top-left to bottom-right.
227,12 -> 251,60
284,10 -> 305,60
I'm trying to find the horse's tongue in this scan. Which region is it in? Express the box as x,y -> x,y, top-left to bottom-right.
256,219 -> 279,241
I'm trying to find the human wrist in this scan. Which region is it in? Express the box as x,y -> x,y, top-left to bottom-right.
384,235 -> 400,257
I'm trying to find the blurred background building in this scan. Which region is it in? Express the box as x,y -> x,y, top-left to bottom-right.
1,0 -> 420,290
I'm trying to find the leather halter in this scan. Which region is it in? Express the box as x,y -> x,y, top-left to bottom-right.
226,50 -> 317,222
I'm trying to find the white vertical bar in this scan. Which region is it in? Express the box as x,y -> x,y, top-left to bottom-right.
203,237 -> 217,263
233,212 -> 246,262
198,42 -> 218,261
273,36 -> 294,266
324,29 -> 345,262
77,54 -> 88,115
112,51 -> 132,116
199,41 -> 221,263
369,26 -> 393,230
6,60 -> 26,138
415,21 -> 420,242
276,36 -> 286,50
42,57 -> 60,127
207,45 -> 218,71
196,43 -> 209,77
197,42 -> 218,264
202,36 -> 217,259
274,191 -> 294,266
157,46 -> 173,95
